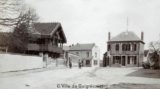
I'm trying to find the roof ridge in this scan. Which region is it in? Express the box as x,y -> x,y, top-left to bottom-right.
69,43 -> 96,51
109,31 -> 143,42
75,43 -> 95,45
34,22 -> 60,24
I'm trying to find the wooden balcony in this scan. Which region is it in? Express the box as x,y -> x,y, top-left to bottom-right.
27,43 -> 63,53
27,44 -> 40,51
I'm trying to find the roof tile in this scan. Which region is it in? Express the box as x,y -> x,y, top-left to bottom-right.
33,22 -> 59,35
109,31 -> 142,42
68,43 -> 95,51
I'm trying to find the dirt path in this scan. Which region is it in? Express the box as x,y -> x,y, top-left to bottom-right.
1,67 -> 160,89
64,67 -> 160,89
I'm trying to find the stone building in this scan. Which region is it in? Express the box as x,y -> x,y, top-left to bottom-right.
106,31 -> 145,67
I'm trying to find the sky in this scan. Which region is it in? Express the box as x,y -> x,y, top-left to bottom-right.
25,0 -> 160,59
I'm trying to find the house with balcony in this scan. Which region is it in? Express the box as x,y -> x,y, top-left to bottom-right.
106,31 -> 145,67
64,43 -> 100,67
27,22 -> 67,58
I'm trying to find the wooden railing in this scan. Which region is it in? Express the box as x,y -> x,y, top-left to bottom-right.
27,43 -> 63,53
27,44 -> 40,51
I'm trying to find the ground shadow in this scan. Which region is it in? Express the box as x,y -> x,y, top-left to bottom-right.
109,83 -> 160,89
126,68 -> 160,78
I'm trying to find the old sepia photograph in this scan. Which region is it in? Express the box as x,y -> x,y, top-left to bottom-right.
0,0 -> 160,89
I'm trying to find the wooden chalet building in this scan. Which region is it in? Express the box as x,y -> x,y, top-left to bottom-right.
27,22 -> 67,58
106,31 -> 145,67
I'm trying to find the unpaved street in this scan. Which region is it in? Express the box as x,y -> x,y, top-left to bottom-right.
0,67 -> 160,89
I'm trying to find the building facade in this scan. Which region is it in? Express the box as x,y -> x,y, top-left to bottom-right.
27,22 -> 67,58
64,43 -> 100,67
0,22 -> 67,58
106,31 -> 145,67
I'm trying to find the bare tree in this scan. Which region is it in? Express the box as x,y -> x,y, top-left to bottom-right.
148,41 -> 160,69
0,0 -> 24,27
9,8 -> 39,53
15,8 -> 39,28
0,0 -> 39,53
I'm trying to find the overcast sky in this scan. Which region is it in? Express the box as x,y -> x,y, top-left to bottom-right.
26,0 -> 160,59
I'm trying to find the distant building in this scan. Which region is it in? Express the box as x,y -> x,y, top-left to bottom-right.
106,31 -> 145,67
63,46 -> 81,67
63,43 -> 100,67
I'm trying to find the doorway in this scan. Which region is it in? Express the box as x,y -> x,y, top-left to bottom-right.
122,56 -> 125,66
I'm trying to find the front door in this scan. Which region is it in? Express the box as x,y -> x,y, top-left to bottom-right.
86,60 -> 91,67
122,56 -> 125,66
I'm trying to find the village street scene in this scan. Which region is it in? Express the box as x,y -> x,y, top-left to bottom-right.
0,0 -> 160,89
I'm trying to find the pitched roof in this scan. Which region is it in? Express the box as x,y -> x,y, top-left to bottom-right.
109,31 -> 144,43
69,43 -> 95,51
31,22 -> 67,43
33,22 -> 60,35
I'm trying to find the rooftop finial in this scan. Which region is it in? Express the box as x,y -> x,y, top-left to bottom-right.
127,16 -> 128,32
125,16 -> 129,35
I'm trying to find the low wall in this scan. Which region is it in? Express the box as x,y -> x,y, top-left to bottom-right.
0,53 -> 43,72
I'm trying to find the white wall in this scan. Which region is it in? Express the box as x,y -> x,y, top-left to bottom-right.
69,50 -> 92,59
92,46 -> 100,59
92,45 -> 100,67
0,54 -> 43,72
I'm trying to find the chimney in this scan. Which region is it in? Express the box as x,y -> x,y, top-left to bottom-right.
141,31 -> 144,40
108,32 -> 111,40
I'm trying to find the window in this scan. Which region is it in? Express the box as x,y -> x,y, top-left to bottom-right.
122,44 -> 126,51
126,44 -> 131,51
86,60 -> 90,65
107,44 -> 111,51
134,44 -> 137,51
76,52 -> 79,55
128,56 -> 130,64
130,44 -> 133,51
113,56 -> 121,64
95,52 -> 97,58
87,52 -> 89,57
122,44 -> 131,51
94,60 -> 98,65
115,44 -> 119,51
134,56 -> 137,64
113,56 -> 115,64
